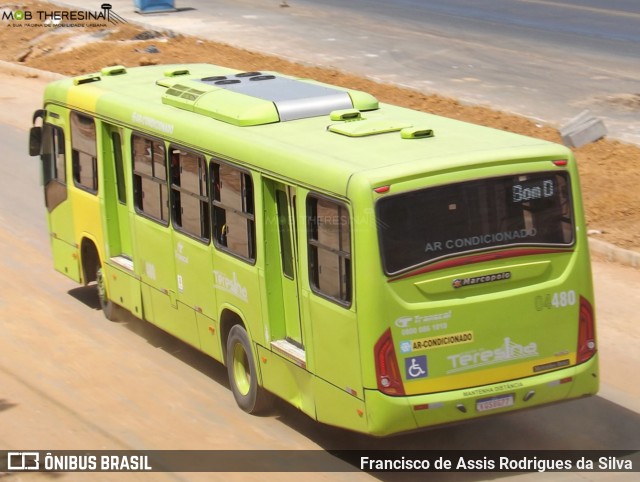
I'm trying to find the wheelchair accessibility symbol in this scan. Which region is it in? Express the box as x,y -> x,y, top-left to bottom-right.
405,355 -> 428,380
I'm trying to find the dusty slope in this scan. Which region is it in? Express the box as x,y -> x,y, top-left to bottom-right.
2,1 -> 639,250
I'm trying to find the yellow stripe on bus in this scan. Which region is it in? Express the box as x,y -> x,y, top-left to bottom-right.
404,354 -> 577,395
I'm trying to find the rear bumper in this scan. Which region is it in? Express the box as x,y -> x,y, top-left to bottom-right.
363,354 -> 599,436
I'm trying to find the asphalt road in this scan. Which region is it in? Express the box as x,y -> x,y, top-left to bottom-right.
0,72 -> 639,481
54,0 -> 640,144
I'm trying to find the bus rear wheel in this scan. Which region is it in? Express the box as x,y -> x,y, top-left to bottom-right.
226,325 -> 272,414
96,263 -> 119,321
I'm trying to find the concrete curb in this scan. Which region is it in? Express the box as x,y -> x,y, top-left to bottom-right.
589,237 -> 640,269
3,61 -> 639,270
0,60 -> 65,81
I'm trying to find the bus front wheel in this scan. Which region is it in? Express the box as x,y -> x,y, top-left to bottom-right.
226,325 -> 272,414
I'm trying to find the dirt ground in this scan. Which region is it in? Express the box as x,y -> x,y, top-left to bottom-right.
2,1 -> 639,250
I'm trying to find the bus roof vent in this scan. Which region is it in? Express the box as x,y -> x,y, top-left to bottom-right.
162,83 -> 208,111
330,109 -> 362,121
329,119 -> 413,137
73,74 -> 101,86
101,65 -> 127,76
160,71 -> 379,126
164,68 -> 190,77
400,126 -> 435,139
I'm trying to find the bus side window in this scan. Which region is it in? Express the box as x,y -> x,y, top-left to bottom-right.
112,132 -> 126,205
132,134 -> 169,224
306,195 -> 352,306
170,147 -> 210,242
211,161 -> 255,262
70,112 -> 97,193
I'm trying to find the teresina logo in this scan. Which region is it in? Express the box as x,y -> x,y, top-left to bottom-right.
2,4 -> 127,25
453,271 -> 511,289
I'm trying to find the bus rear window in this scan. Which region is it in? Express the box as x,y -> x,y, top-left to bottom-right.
377,172 -> 574,274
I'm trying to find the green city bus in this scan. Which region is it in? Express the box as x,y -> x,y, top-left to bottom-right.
29,63 -> 598,436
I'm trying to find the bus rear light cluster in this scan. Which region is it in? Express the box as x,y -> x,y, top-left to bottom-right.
374,329 -> 405,396
577,296 -> 597,363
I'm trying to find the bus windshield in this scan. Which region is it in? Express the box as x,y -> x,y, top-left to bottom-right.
377,171 -> 574,274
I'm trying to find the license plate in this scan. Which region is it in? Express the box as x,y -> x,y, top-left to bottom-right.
476,394 -> 514,412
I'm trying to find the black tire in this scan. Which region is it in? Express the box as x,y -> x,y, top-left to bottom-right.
96,263 -> 119,321
226,324 -> 272,414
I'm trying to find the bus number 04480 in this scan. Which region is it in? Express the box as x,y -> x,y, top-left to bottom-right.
535,290 -> 577,311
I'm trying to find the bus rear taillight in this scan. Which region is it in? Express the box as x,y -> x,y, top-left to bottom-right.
374,329 -> 405,396
577,296 -> 597,363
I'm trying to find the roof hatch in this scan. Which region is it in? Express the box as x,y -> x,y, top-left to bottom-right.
161,71 -> 378,126
327,113 -> 435,139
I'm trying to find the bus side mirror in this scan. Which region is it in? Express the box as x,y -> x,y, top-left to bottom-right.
29,109 -> 46,157
29,126 -> 42,156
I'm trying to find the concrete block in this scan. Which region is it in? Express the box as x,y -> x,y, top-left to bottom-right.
560,110 -> 607,148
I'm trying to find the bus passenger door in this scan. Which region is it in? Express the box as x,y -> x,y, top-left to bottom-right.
40,108 -> 79,281
99,123 -> 141,317
101,123 -> 132,261
263,179 -> 304,354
